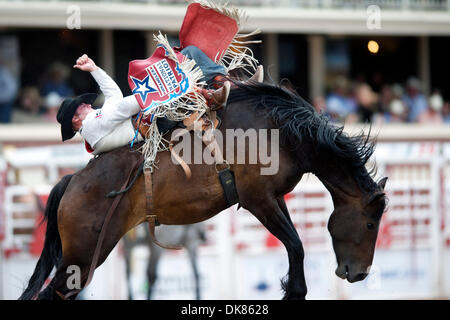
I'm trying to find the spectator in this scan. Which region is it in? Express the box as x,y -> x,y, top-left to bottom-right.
417,91 -> 444,124
373,98 -> 408,124
373,85 -> 392,123
378,84 -> 396,113
40,61 -> 74,98
388,99 -> 408,123
392,83 -> 404,100
326,76 -> 357,122
443,102 -> 450,123
355,83 -> 378,123
43,91 -> 64,122
12,86 -> 46,123
0,64 -> 18,123
402,77 -> 427,122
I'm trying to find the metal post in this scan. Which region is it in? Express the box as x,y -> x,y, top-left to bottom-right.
431,155 -> 444,298
264,33 -> 279,84
99,29 -> 115,77
308,35 -> 325,101
216,209 -> 234,298
418,36 -> 430,96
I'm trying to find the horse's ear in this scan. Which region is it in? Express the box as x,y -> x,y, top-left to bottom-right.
369,177 -> 387,205
368,192 -> 386,205
377,177 -> 388,190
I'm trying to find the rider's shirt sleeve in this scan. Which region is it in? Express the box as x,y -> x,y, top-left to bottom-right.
81,68 -> 141,149
90,68 -> 123,102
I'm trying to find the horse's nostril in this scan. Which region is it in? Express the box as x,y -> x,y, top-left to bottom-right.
355,272 -> 367,281
345,265 -> 349,277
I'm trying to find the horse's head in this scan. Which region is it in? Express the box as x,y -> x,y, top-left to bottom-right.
327,177 -> 387,283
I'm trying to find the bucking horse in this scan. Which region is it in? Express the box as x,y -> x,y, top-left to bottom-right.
19,80 -> 387,300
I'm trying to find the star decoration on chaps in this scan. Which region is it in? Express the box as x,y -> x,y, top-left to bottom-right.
130,75 -> 158,104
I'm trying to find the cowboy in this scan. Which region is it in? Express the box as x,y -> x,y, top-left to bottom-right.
56,51 -> 232,155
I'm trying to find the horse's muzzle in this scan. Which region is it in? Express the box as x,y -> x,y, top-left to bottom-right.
335,264 -> 369,283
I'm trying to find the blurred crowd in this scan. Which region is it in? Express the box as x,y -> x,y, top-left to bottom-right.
313,76 -> 449,125
1,59 -> 449,125
0,61 -> 73,124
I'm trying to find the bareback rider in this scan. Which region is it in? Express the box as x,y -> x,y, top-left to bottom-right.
57,1 -> 264,154
56,51 -> 233,154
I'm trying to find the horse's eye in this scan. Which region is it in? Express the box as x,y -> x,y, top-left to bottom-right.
367,223 -> 375,230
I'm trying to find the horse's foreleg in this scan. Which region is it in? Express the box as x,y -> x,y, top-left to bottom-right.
277,196 -> 297,232
276,196 -> 308,299
245,197 -> 307,300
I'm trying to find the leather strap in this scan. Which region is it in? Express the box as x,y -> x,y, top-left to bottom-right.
169,109 -> 222,179
183,110 -> 204,127
217,167 -> 240,206
203,127 -> 223,163
143,168 -> 183,250
202,114 -> 229,169
169,141 -> 192,180
168,116 -> 202,180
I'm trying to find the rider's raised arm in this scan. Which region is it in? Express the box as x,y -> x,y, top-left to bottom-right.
90,67 -> 123,102
74,54 -> 123,102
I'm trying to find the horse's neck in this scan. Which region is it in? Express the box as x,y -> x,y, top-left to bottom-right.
313,162 -> 366,205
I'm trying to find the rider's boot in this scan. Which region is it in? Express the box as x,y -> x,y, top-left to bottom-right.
199,81 -> 231,111
245,65 -> 264,83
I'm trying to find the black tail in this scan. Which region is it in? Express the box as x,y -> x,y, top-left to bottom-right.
18,174 -> 73,300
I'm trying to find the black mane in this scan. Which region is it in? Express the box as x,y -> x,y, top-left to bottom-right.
227,82 -> 379,193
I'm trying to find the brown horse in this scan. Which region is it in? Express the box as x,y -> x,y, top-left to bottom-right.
19,82 -> 387,300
